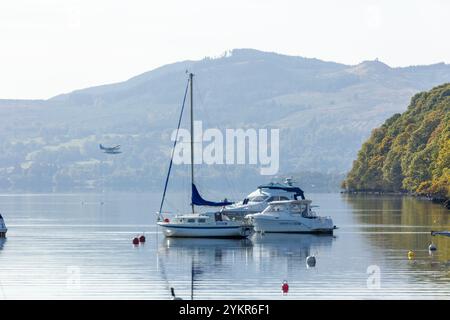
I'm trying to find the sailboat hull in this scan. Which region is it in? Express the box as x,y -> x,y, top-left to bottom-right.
158,223 -> 253,238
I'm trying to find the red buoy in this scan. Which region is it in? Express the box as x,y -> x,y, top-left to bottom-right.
139,235 -> 146,243
132,237 -> 139,245
282,281 -> 289,294
164,218 -> 170,223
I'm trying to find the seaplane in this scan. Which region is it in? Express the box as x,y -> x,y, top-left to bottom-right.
431,230 -> 450,238
99,144 -> 122,154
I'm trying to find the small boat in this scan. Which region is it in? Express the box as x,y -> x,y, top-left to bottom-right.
223,178 -> 305,218
0,214 -> 7,238
159,212 -> 252,238
245,199 -> 335,234
156,73 -> 252,238
431,230 -> 450,237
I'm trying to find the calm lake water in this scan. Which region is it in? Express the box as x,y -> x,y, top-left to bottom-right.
0,192 -> 448,300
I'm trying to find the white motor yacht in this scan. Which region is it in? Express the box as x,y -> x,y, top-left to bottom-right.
223,178 -> 305,218
245,200 -> 335,234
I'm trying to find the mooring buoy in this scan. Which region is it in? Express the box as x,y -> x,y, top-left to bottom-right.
306,255 -> 316,267
281,280 -> 289,294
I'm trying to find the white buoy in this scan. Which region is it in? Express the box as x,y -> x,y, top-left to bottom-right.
429,243 -> 437,251
306,255 -> 316,267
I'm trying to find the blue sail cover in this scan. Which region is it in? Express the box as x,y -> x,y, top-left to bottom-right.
191,184 -> 234,207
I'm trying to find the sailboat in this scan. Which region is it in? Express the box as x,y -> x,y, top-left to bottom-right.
156,73 -> 253,238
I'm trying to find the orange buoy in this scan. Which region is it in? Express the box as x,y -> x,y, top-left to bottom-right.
132,237 -> 139,245
139,235 -> 146,243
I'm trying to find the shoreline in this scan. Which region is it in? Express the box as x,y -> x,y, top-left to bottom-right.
340,190 -> 449,209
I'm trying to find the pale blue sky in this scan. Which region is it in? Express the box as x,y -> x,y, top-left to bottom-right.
1,0 -> 449,99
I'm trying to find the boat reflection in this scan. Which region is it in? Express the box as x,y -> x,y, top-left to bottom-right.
250,233 -> 335,269
158,233 -> 335,277
162,237 -> 253,250
0,238 -> 6,252
159,237 -> 253,267
157,237 -> 254,299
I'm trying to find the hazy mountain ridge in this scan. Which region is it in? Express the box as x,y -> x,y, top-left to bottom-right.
1,49 -> 450,192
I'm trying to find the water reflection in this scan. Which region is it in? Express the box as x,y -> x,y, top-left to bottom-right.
0,192 -> 448,299
251,233 -> 333,259
343,194 -> 450,265
158,233 -> 335,296
159,234 -> 334,265
0,238 -> 5,252
159,238 -> 253,271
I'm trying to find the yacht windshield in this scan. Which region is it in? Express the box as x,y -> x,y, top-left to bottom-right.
289,204 -> 309,215
248,196 -> 268,202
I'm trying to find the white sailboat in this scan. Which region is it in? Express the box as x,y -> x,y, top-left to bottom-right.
156,73 -> 253,238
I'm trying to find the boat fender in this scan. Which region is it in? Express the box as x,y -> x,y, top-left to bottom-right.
132,237 -> 139,245
164,218 -> 170,223
139,235 -> 146,243
407,250 -> 415,260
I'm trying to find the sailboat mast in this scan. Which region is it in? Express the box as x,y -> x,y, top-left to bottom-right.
190,72 -> 195,214
191,256 -> 194,300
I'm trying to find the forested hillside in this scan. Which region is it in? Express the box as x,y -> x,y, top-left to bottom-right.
343,83 -> 450,202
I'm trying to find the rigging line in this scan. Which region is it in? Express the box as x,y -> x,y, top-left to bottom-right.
158,78 -> 190,215
163,198 -> 182,215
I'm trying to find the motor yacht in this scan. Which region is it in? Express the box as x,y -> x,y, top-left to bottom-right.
245,199 -> 335,234
223,178 -> 305,218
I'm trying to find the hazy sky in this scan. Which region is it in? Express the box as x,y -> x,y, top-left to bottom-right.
1,0 -> 449,99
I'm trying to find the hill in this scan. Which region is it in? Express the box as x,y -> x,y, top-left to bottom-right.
342,83 -> 450,203
1,49 -> 450,192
